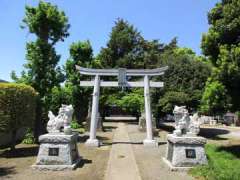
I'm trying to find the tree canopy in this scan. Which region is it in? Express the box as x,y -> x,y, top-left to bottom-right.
97,19 -> 211,117
11,1 -> 70,134
64,41 -> 94,122
201,0 -> 240,112
11,1 -> 224,128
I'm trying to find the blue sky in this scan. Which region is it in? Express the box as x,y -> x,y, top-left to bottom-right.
0,0 -> 219,81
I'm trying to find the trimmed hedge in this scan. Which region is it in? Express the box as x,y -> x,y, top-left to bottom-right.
0,83 -> 37,150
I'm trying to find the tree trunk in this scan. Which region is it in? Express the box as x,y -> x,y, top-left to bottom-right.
10,129 -> 17,151
34,98 -> 42,143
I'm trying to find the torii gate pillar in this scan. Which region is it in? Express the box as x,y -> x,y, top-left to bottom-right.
143,75 -> 158,146
85,75 -> 101,147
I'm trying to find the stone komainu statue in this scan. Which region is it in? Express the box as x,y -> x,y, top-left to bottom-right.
173,106 -> 200,136
47,104 -> 74,134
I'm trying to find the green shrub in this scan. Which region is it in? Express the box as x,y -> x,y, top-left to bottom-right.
70,119 -> 85,134
190,144 -> 240,180
22,128 -> 35,144
0,83 -> 37,150
70,120 -> 81,129
49,86 -> 72,114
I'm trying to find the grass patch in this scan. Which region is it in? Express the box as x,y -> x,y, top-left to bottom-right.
189,144 -> 240,180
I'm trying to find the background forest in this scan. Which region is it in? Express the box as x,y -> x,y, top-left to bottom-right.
10,0 -> 240,133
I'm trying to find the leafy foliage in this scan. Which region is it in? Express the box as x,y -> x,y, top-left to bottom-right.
97,19 -> 210,117
200,81 -> 229,115
201,0 -> 240,112
70,120 -> 81,129
158,91 -> 190,114
0,83 -> 37,150
12,1 -> 70,135
116,89 -> 144,115
22,128 -> 35,144
22,0 -> 70,44
156,45 -> 211,114
12,39 -> 65,99
65,41 -> 93,122
99,18 -> 145,68
49,86 -> 73,114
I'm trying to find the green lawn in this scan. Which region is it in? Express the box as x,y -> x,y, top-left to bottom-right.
190,144 -> 240,180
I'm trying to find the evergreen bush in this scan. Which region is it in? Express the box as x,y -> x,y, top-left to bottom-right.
0,83 -> 37,150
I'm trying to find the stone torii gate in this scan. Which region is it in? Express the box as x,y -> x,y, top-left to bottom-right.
76,65 -> 168,147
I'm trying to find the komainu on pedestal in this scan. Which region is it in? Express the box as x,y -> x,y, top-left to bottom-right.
32,104 -> 81,170
163,106 -> 208,171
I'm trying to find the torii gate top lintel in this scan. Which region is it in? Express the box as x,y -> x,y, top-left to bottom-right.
75,65 -> 168,76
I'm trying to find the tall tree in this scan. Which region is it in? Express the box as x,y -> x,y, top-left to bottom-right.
155,45 -> 211,115
201,0 -> 240,112
11,1 -> 70,133
65,41 -> 93,122
12,1 -> 69,99
99,18 -> 146,68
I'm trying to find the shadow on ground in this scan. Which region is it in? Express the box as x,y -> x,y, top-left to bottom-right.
78,135 -> 89,142
104,120 -> 138,124
0,146 -> 39,158
76,158 -> 92,169
103,126 -> 117,132
157,123 -> 175,133
158,142 -> 167,146
217,145 -> 240,158
102,141 -> 166,146
0,166 -> 16,177
102,141 -> 143,146
199,128 -> 229,140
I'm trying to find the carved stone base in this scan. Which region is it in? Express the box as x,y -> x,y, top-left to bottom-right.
32,133 -> 81,171
85,138 -> 100,147
164,134 -> 207,171
32,158 -> 81,171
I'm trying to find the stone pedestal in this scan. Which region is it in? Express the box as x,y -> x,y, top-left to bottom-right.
163,134 -> 207,171
32,133 -> 81,170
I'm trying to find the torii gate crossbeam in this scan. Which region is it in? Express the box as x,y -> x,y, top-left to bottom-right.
76,65 -> 168,147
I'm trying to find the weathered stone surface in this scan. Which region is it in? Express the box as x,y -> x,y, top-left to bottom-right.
47,104 -> 74,134
33,133 -> 81,171
167,134 -> 207,145
173,106 -> 201,137
164,134 -> 207,170
32,158 -> 81,171
39,133 -> 78,143
85,138 -> 100,147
